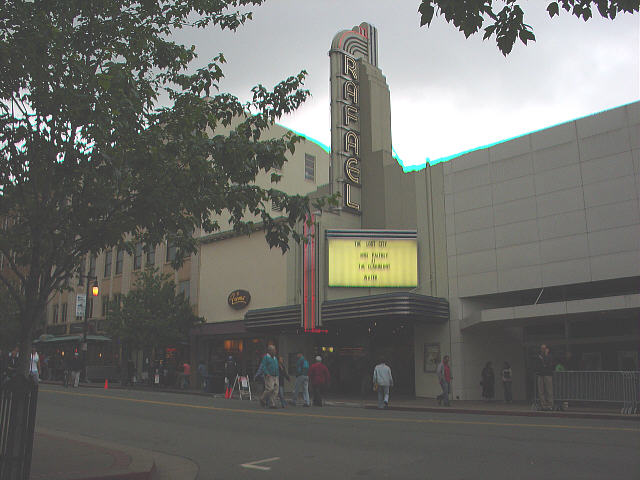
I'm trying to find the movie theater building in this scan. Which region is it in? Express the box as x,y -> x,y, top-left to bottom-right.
191,22 -> 640,400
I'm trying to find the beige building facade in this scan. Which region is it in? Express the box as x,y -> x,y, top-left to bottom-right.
39,22 -> 639,400
190,23 -> 639,401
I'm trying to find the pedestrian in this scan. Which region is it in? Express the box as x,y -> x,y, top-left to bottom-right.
291,352 -> 310,407
127,359 -> 135,385
42,353 -> 50,380
533,344 -> 554,410
502,361 -> 513,403
7,346 -> 20,379
0,348 -> 6,387
480,361 -> 495,401
197,360 -> 208,392
308,355 -> 330,407
259,345 -> 279,408
7,346 -> 19,379
436,355 -> 452,406
70,352 -> 83,388
372,358 -> 393,409
224,355 -> 238,398
182,360 -> 191,389
277,356 -> 290,408
29,346 -> 41,383
63,353 -> 71,387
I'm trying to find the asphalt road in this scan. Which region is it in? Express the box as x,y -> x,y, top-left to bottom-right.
35,386 -> 640,480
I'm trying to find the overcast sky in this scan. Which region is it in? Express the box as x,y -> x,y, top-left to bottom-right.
174,1 -> 639,169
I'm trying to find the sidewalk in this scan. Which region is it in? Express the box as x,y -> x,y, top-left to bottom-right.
31,428 -> 198,480
327,395 -> 638,421
40,380 -> 638,421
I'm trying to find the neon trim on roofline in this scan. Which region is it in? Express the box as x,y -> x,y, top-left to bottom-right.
279,100 -> 638,173
277,124 -> 331,154
398,100 -> 639,173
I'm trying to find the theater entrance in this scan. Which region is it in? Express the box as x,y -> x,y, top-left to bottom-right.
313,319 -> 415,396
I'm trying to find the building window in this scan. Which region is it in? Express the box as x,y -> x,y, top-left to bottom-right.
272,197 -> 284,212
304,153 -> 315,181
52,304 -> 59,324
112,293 -> 123,309
133,243 -> 143,270
166,240 -> 176,263
88,254 -> 96,278
101,295 -> 109,317
104,250 -> 112,278
78,256 -> 86,285
146,244 -> 155,266
115,249 -> 124,275
179,280 -> 190,300
61,302 -> 68,323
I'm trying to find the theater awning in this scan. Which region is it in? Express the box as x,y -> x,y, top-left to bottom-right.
243,293 -> 449,330
321,292 -> 449,324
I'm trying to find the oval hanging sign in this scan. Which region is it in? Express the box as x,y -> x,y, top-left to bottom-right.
228,289 -> 251,310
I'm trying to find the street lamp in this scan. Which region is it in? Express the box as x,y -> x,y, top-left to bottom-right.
81,275 -> 99,381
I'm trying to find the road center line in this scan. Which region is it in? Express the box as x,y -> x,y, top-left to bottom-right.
40,389 -> 640,433
241,457 -> 280,471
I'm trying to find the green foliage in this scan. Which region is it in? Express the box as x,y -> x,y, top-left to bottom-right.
0,283 -> 20,350
0,0 -> 314,363
106,267 -> 203,353
417,0 -> 639,55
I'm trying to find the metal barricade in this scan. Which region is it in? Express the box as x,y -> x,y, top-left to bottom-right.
0,375 -> 39,480
552,371 -> 639,415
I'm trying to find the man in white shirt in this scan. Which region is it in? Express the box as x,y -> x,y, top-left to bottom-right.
373,358 -> 393,409
29,346 -> 40,383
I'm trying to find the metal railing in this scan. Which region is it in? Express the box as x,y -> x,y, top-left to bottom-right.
0,375 -> 39,480
534,371 -> 639,414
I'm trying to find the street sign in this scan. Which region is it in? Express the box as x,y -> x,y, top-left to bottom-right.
76,294 -> 86,317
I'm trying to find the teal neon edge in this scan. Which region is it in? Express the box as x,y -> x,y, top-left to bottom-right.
396,101 -> 639,173
280,100 -> 638,173
278,124 -> 331,154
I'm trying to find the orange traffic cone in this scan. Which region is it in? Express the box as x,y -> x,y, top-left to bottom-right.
104,379 -> 109,389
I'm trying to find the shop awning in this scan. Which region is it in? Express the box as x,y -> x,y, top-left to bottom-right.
190,320 -> 247,336
244,304 -> 301,329
33,334 -> 112,344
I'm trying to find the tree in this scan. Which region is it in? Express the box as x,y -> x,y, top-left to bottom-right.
0,0 -> 313,376
0,283 -> 21,351
418,0 -> 639,55
106,267 -> 203,358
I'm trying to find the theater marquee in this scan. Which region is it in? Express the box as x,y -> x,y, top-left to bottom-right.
327,230 -> 418,288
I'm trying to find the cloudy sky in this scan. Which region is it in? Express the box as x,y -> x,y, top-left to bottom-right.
174,1 -> 639,169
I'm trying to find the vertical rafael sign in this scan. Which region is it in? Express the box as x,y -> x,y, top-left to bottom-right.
329,23 -> 378,215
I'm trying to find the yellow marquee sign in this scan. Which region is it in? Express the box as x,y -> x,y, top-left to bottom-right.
328,237 -> 418,287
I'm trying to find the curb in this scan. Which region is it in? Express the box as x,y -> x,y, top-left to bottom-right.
40,380 -> 215,398
362,404 -> 640,421
33,428 -> 157,480
41,381 -> 638,421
